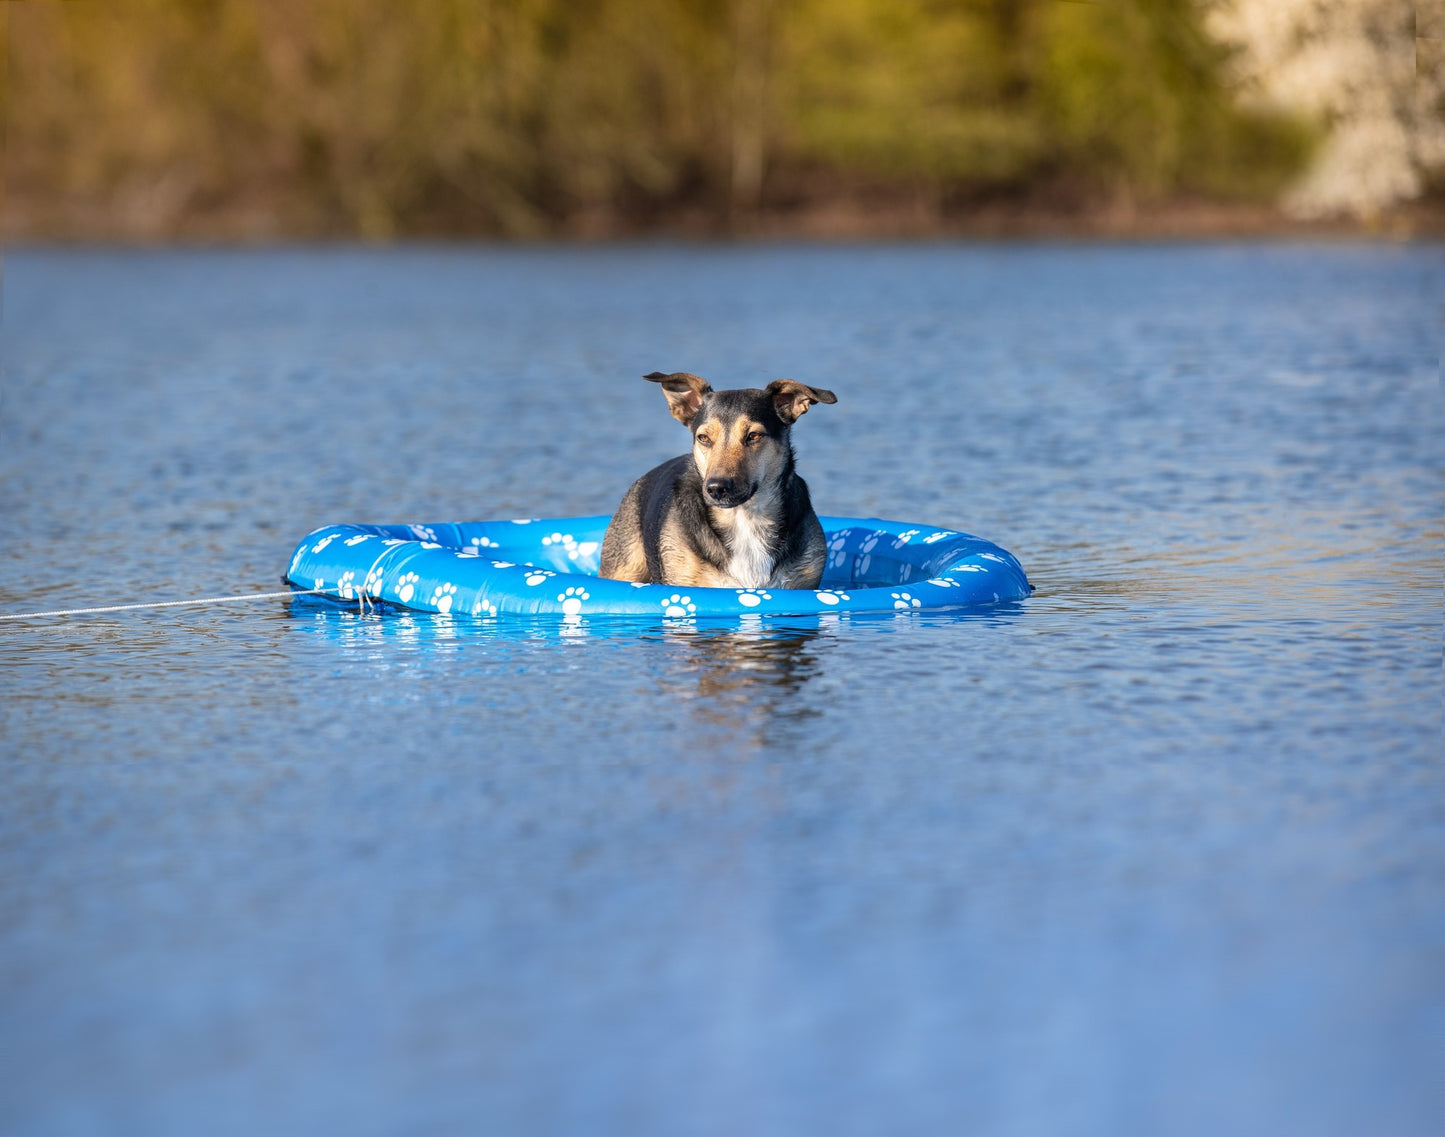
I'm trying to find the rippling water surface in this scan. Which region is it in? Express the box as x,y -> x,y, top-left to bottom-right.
1,245 -> 1440,1136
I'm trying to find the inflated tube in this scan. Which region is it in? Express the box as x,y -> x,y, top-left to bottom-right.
284,515 -> 1030,619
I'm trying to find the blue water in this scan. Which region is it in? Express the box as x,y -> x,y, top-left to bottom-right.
1,244 -> 1440,1136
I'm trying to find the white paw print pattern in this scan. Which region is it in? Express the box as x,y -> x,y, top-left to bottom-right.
336,571 -> 358,599
344,534 -> 371,547
431,583 -> 457,613
311,533 -> 338,554
471,535 -> 499,549
524,568 -> 555,587
542,532 -> 600,563
891,529 -> 921,548
926,577 -> 962,588
859,533 -> 881,554
735,588 -> 772,608
409,524 -> 438,542
558,586 -> 589,616
815,590 -> 851,606
365,566 -> 387,595
952,563 -> 987,573
923,530 -> 956,544
891,591 -> 921,610
395,572 -> 420,603
661,593 -> 696,618
471,598 -> 498,618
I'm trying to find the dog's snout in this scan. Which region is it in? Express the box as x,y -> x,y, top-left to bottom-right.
705,477 -> 735,500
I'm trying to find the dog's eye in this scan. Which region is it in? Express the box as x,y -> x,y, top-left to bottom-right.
745,430 -> 764,444
695,434 -> 713,448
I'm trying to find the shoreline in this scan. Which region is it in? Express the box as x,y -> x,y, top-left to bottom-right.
6,197 -> 1441,246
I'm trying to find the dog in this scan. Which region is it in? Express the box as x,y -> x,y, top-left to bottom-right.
600,371 -> 837,589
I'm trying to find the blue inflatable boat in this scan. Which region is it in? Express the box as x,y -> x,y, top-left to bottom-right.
284,515 -> 1030,619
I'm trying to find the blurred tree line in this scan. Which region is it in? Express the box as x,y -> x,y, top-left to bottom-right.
4,0 -> 1317,239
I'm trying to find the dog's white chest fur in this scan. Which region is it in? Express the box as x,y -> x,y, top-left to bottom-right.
721,506 -> 776,588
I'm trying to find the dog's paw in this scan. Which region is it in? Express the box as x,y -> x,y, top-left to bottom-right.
815,589 -> 851,606
735,588 -> 772,608
558,586 -> 590,616
891,591 -> 921,610
395,571 -> 420,603
430,582 -> 457,613
661,593 -> 696,618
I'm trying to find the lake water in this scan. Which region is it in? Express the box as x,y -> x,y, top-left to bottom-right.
1,244 -> 1440,1136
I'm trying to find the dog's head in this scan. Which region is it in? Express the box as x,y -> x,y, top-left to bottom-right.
644,371 -> 837,509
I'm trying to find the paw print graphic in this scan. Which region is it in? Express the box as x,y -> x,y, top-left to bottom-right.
409,524 -> 438,542
395,572 -> 420,603
524,568 -> 555,587
542,532 -> 601,564
336,571 -> 358,599
891,529 -> 921,548
431,583 -> 457,613
735,588 -> 772,608
923,530 -> 955,544
365,566 -> 387,595
661,593 -> 696,618
952,563 -> 987,573
859,533 -> 881,554
471,598 -> 498,618
471,535 -> 499,549
815,590 -> 851,606
558,586 -> 590,616
344,534 -> 371,547
926,577 -> 962,588
891,591 -> 921,610
311,533 -> 338,554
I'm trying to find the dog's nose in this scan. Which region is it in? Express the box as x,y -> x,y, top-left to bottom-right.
705,477 -> 735,500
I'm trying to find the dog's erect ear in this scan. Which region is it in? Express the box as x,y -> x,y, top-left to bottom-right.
766,380 -> 837,425
644,371 -> 714,427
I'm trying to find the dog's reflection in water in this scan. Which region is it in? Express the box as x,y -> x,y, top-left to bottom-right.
656,619 -> 837,732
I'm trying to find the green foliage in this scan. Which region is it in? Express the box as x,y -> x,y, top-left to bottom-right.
4,0 -> 1317,237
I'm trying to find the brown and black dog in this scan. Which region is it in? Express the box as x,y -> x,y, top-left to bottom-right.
599,371 -> 837,589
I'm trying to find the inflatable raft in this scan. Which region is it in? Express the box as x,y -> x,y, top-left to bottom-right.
284,515 -> 1030,619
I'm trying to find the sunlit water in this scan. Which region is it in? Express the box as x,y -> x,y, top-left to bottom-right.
1,245 -> 1440,1136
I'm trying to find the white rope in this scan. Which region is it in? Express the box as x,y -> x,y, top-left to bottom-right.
0,588 -> 325,622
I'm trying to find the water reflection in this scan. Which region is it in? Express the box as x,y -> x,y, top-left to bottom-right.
653,621 -> 833,731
